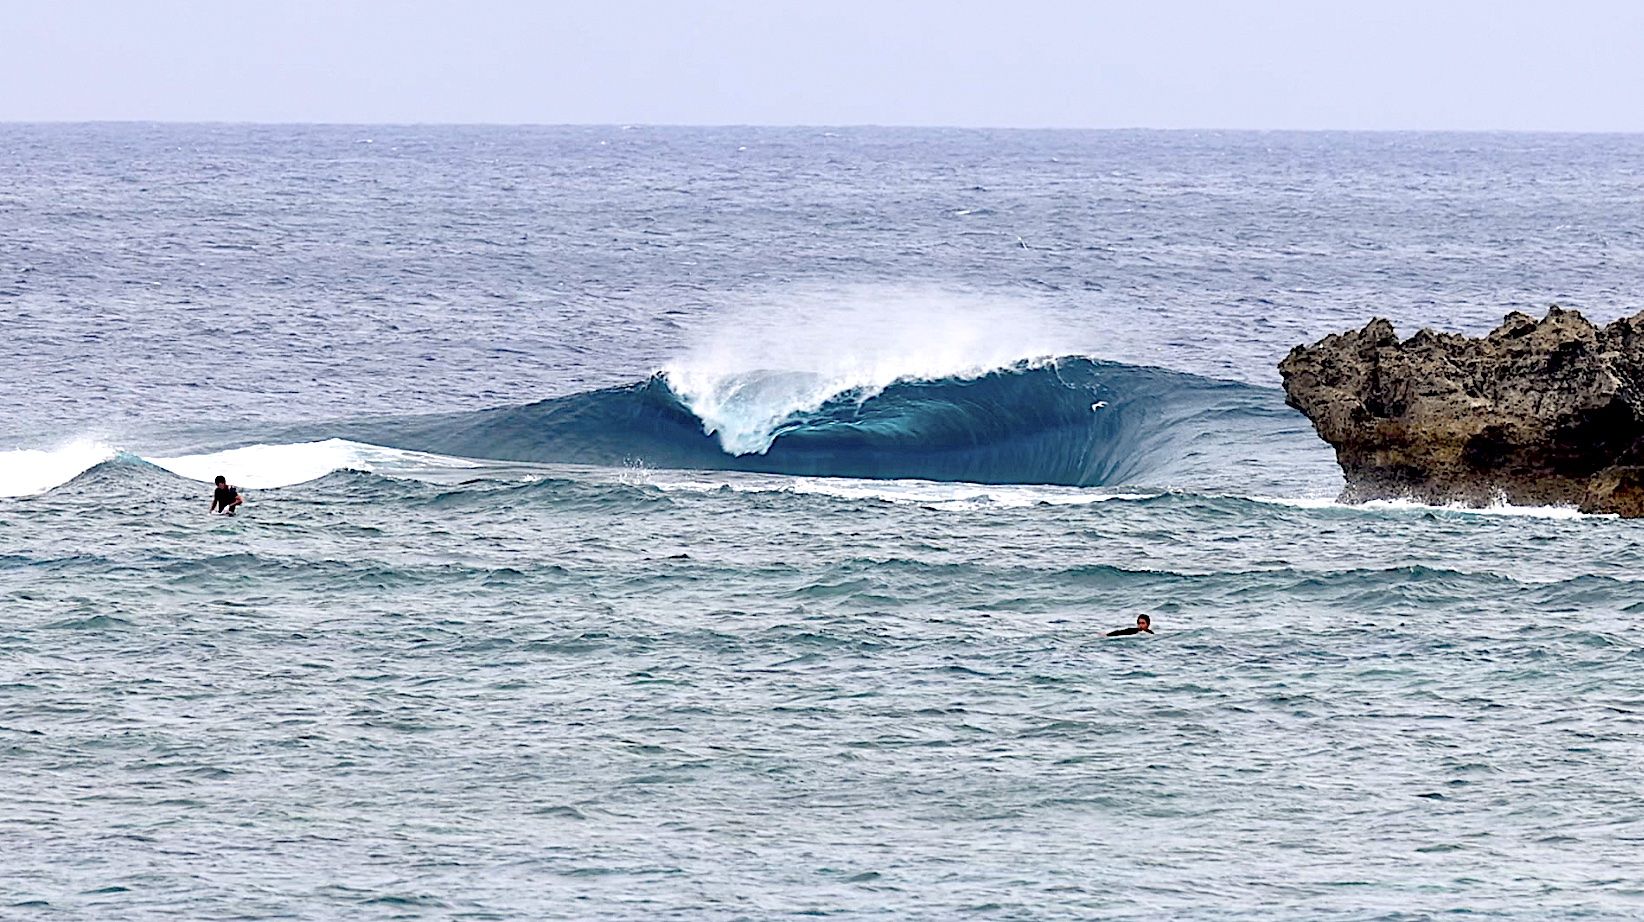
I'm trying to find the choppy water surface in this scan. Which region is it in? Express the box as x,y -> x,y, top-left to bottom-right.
4,126 -> 1644,920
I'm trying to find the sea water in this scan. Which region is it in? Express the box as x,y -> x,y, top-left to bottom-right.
3,126 -> 1644,920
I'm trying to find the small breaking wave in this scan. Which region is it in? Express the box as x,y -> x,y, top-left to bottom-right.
0,441 -> 118,497
147,439 -> 481,489
0,438 -> 482,497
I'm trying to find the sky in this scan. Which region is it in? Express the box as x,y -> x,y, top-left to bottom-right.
1,0 -> 1642,130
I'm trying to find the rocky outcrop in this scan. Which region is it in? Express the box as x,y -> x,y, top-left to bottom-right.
1278,306 -> 1644,516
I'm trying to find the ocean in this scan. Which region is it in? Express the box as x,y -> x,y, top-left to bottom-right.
4,125 -> 1644,920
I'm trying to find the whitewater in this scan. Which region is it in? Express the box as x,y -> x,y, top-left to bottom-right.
5,125 -> 1644,921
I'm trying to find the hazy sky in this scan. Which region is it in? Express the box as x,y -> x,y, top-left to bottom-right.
2,0 -> 1641,130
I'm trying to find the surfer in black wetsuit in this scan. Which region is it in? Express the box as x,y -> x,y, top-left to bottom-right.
1106,614 -> 1152,637
210,475 -> 243,515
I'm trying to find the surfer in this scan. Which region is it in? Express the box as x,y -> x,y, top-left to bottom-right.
1106,614 -> 1152,637
210,475 -> 243,515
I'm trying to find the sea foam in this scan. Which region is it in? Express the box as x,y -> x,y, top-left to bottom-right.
0,441 -> 117,497
661,289 -> 1069,455
0,438 -> 485,498
147,438 -> 480,489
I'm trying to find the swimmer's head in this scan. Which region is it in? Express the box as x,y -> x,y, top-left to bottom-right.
1136,614 -> 1151,629
214,475 -> 226,485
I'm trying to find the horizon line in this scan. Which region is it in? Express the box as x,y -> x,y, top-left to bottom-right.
3,120 -> 1644,136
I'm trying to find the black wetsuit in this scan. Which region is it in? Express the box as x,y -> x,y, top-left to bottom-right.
212,484 -> 240,513
1106,626 -> 1152,637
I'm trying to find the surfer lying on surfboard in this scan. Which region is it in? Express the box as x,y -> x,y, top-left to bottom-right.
210,475 -> 243,515
1107,614 -> 1153,637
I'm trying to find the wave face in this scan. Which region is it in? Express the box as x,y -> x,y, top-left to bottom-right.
342,357 -> 1321,489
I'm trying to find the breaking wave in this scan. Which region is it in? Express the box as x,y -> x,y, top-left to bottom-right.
3,359 -> 1334,497
0,439 -> 482,497
342,356 -> 1323,489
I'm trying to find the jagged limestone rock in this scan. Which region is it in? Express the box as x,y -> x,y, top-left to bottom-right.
1279,306 -> 1644,516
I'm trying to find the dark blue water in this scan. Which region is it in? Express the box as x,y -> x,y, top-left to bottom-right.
4,125 -> 1644,920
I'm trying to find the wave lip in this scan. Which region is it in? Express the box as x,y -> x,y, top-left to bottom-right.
660,287 -> 1069,456
663,357 -> 1067,458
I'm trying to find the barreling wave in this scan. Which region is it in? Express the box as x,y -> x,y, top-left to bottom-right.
340,356 -> 1329,489
3,358 -> 1336,496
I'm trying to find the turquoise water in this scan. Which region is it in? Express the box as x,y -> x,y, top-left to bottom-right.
4,126 -> 1644,920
